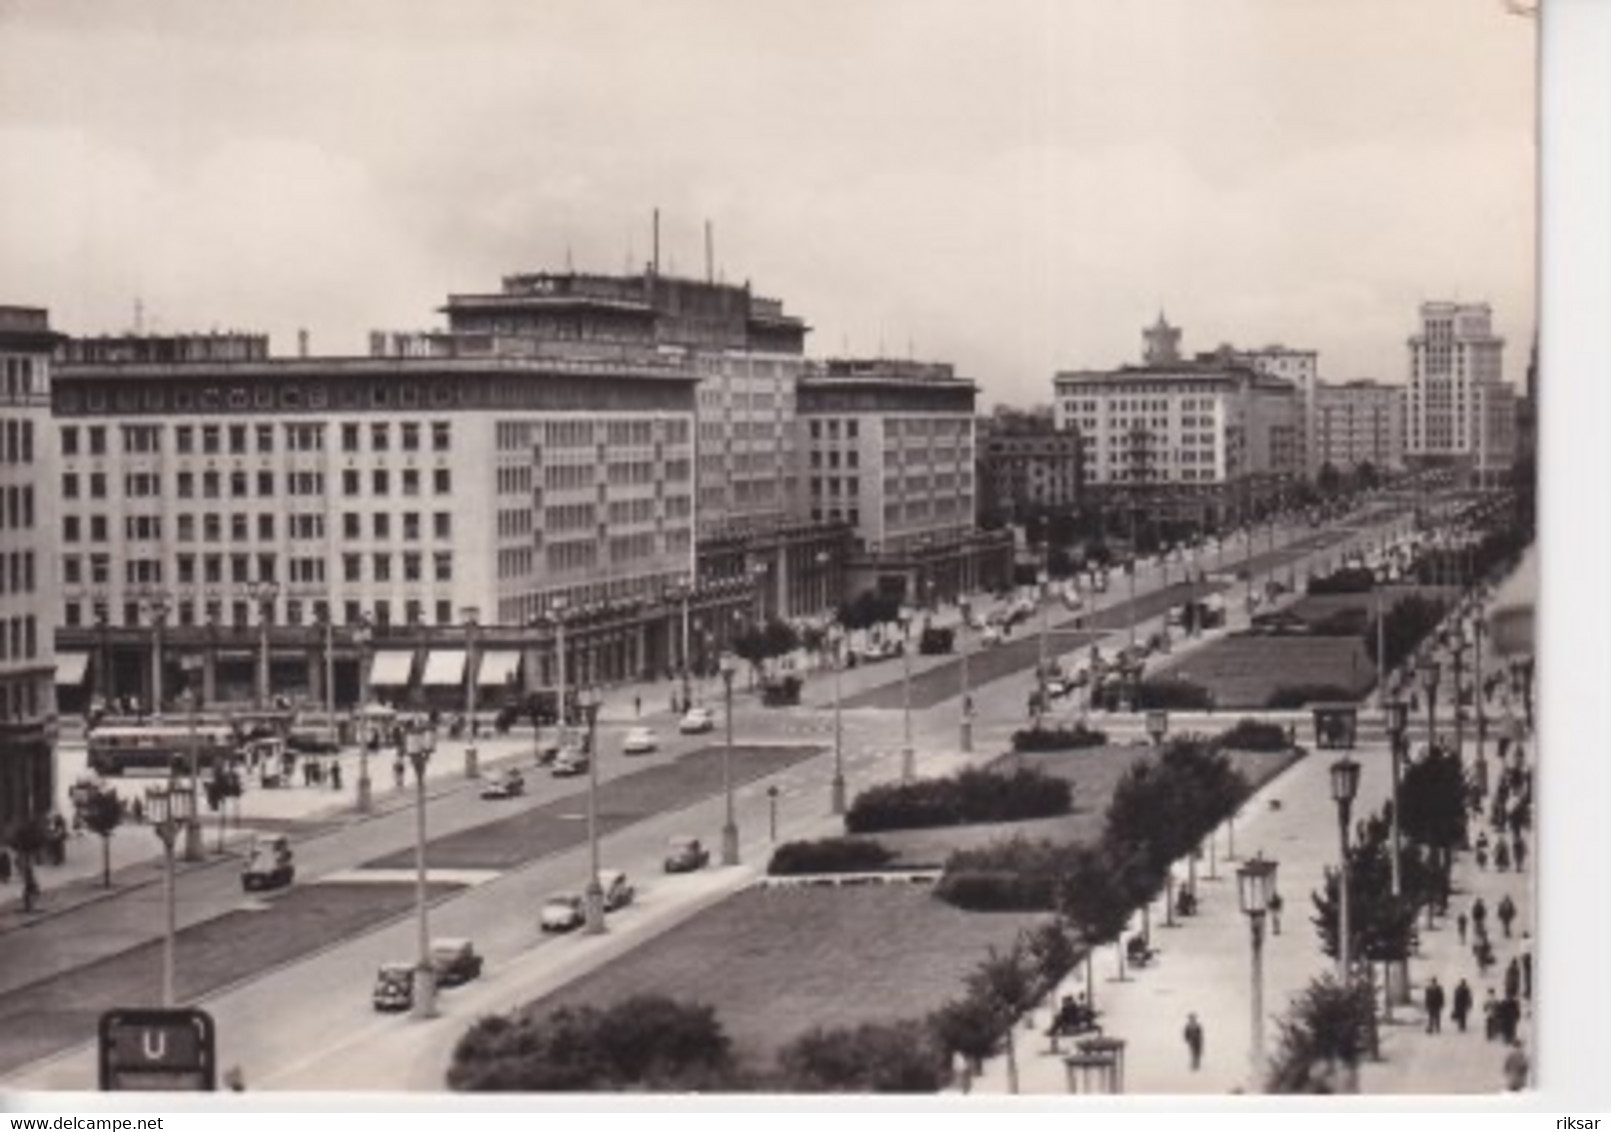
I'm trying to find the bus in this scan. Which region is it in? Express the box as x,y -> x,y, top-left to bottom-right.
86,724 -> 241,777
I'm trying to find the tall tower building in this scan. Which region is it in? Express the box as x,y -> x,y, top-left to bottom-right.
1406,301 -> 1509,484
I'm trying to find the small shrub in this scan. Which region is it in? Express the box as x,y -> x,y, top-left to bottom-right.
1011,723 -> 1108,752
934,839 -> 1081,912
1215,718 -> 1290,752
846,767 -> 1072,833
767,837 -> 894,876
1265,684 -> 1358,709
777,1019 -> 950,1093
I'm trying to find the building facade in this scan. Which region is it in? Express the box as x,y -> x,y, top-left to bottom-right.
976,421 -> 1083,524
796,358 -> 1010,603
1201,342 -> 1320,478
1054,318 -> 1301,531
0,307 -> 59,835
1406,301 -> 1512,485
1313,380 -> 1406,474
49,336 -> 745,711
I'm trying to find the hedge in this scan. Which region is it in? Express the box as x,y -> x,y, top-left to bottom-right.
1091,678 -> 1213,712
1214,717 -> 1291,752
1010,723 -> 1109,752
1265,684 -> 1358,709
933,838 -> 1078,912
767,837 -> 895,876
919,626 -> 955,655
1306,567 -> 1377,595
845,767 -> 1072,834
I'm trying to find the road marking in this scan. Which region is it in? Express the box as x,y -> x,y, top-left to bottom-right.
317,868 -> 502,886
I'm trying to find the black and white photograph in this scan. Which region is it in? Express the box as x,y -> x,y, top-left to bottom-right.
0,0 -> 1579,1105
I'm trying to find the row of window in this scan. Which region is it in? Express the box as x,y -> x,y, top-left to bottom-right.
64,598 -> 467,632
60,420 -> 455,458
63,509 -> 455,547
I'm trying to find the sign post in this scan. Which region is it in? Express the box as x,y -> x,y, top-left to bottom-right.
99,1008 -> 217,1091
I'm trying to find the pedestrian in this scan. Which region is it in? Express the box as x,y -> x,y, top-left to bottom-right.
1451,978 -> 1474,1033
1483,989 -> 1500,1041
1268,891 -> 1284,935
1498,995 -> 1520,1045
1503,1040 -> 1530,1092
1475,832 -> 1490,869
1522,949 -> 1532,1000
1512,836 -> 1527,872
392,756 -> 406,790
22,867 -> 40,912
1183,1013 -> 1204,1071
131,797 -> 145,824
1471,897 -> 1488,938
1494,838 -> 1511,872
1457,911 -> 1468,945
1424,977 -> 1446,1034
330,760 -> 343,791
0,848 -> 11,885
634,695 -> 642,719
1504,958 -> 1521,1003
1497,894 -> 1517,939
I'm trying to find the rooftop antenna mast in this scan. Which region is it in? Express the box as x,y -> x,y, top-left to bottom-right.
134,297 -> 144,334
705,220 -> 714,284
652,207 -> 661,277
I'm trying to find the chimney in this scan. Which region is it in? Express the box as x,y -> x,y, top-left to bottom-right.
297,328 -> 310,358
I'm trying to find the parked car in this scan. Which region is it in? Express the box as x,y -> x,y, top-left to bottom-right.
663,836 -> 710,873
241,834 -> 294,892
535,730 -> 563,764
598,869 -> 635,911
480,767 -> 525,799
551,748 -> 589,777
622,726 -> 657,754
679,707 -> 716,734
540,894 -> 585,933
372,962 -> 416,1012
429,937 -> 484,987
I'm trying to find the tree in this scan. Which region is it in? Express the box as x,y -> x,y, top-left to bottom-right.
929,994 -> 1004,1091
732,618 -> 799,679
1056,844 -> 1141,991
776,1019 -> 948,1093
80,786 -> 124,888
963,944 -> 1038,1094
1316,463 -> 1343,498
1266,975 -> 1375,1093
1397,746 -> 1469,911
4,817 -> 48,912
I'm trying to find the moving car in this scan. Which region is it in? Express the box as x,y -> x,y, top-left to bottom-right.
540,893 -> 585,933
551,748 -> 589,777
678,707 -> 716,734
429,937 -> 484,987
372,962 -> 415,1012
241,834 -> 295,892
622,726 -> 657,755
598,869 -> 635,911
479,767 -> 526,799
663,836 -> 710,873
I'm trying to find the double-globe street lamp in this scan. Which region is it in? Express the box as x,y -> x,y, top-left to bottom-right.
462,606 -> 481,780
352,613 -> 375,814
145,782 -> 196,1008
719,653 -> 741,866
1418,656 -> 1441,754
1329,751 -> 1363,985
581,687 -> 606,935
957,595 -> 974,754
898,605 -> 915,782
248,579 -> 279,711
1237,853 -> 1280,1088
406,720 -> 438,1020
1384,698 -> 1412,1006
827,621 -> 846,815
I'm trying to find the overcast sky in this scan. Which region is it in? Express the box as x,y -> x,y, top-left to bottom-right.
0,0 -> 1535,407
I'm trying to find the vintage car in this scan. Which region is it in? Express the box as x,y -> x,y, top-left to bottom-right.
621,726 -> 658,754
663,836 -> 710,873
240,834 -> 295,892
678,707 -> 716,735
598,869 -> 635,911
550,748 -> 589,777
372,962 -> 416,1012
540,893 -> 585,933
429,937 -> 484,987
479,767 -> 526,799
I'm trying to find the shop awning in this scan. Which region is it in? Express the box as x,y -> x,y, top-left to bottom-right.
369,650 -> 417,687
477,650 -> 523,687
422,649 -> 468,686
1487,544 -> 1538,658
54,652 -> 91,686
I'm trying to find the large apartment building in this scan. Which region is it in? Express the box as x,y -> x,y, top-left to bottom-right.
976,420 -> 1083,524
1053,317 -> 1300,531
1196,339 -> 1321,476
796,358 -> 1010,604
1314,380 -> 1406,473
49,333 -> 738,711
0,307 -> 59,834
1406,301 -> 1513,486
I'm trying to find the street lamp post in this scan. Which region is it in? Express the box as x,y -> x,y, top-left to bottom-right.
1237,854 -> 1279,1089
552,597 -> 570,752
320,608 -> 338,752
353,615 -> 374,814
719,654 -> 740,865
898,605 -> 915,781
462,607 -> 480,779
957,596 -> 973,753
1036,568 -> 1050,725
828,623 -> 846,815
1449,634 -> 1468,757
582,689 -> 605,935
249,580 -> 279,710
179,689 -> 204,862
146,593 -> 171,716
678,578 -> 694,714
1385,698 -> 1411,1006
1418,658 -> 1441,754
406,722 -> 437,1019
145,783 -> 194,1008
1329,755 -> 1362,982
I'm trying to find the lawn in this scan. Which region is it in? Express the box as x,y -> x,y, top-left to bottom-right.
516,885 -> 1044,1070
1158,635 -> 1376,708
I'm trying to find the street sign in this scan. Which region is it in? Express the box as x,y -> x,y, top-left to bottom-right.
99,1008 -> 217,1091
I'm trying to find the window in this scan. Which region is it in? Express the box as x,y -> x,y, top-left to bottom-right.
433,512 -> 451,539
88,427 -> 106,455
433,468 -> 451,494
204,514 -> 222,542
403,512 -> 420,540
89,472 -> 106,499
342,469 -> 360,496
370,423 -> 389,452
343,554 -> 362,583
402,553 -> 422,582
257,470 -> 275,497
401,468 -> 419,496
231,554 -> 250,583
342,423 -> 360,453
373,513 -> 391,539
258,513 -> 275,540
257,553 -> 276,582
90,515 -> 108,542
432,421 -> 451,451
373,553 -> 391,582
202,425 -> 220,454
434,552 -> 453,582
231,471 -> 248,498
202,471 -> 220,498
61,473 -> 78,499
372,469 -> 389,496
343,512 -> 361,539
256,423 -> 274,453
229,425 -> 247,454
176,554 -> 195,585
401,423 -> 420,451
231,514 -> 249,541
60,426 -> 79,456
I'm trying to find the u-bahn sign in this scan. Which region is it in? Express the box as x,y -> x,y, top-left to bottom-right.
98,1008 -> 217,1091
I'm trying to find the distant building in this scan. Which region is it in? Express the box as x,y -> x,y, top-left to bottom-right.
1054,316 -> 1301,531
1314,380 -> 1406,473
1406,301 -> 1513,486
0,306 -> 60,834
796,358 -> 1011,603
1197,341 -> 1321,477
976,419 -> 1083,524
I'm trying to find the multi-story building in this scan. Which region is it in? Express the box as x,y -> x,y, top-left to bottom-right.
49,333 -> 742,711
0,307 -> 60,834
1313,380 -> 1406,474
1406,301 -> 1512,485
796,358 -> 1011,603
1054,318 -> 1301,532
976,419 -> 1083,524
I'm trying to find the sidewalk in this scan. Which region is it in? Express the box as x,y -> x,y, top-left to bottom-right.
962,575 -> 1534,1096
